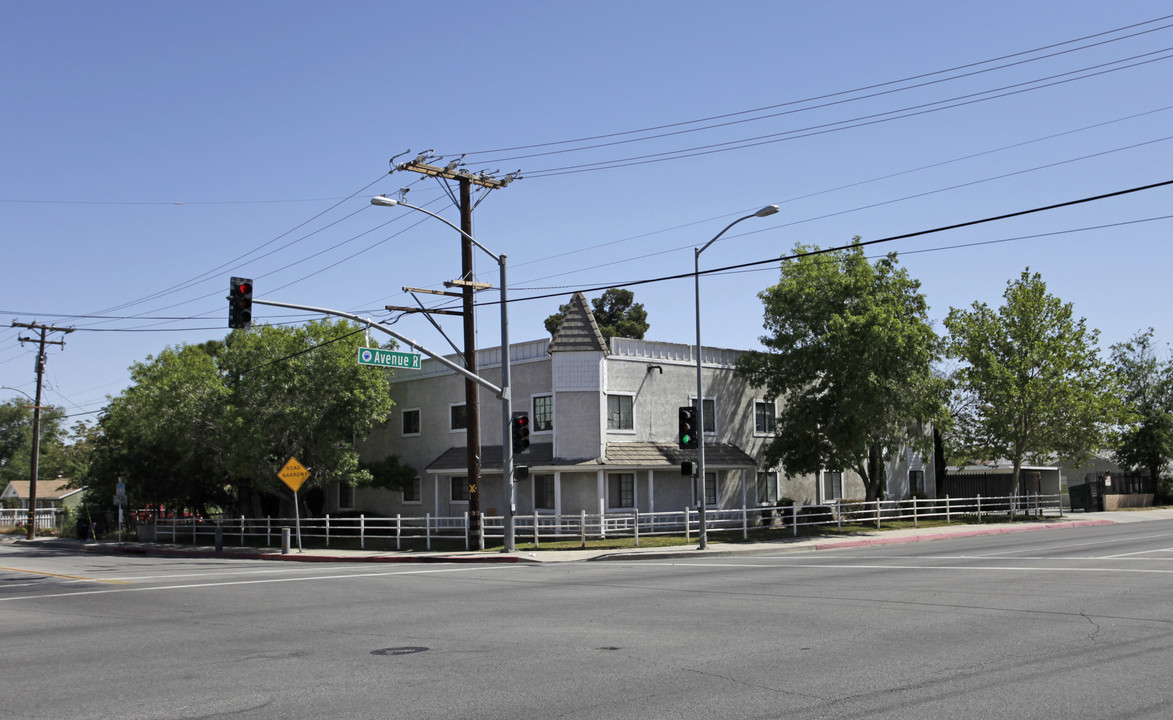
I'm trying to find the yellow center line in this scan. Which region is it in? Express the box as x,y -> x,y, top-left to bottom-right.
0,565 -> 130,584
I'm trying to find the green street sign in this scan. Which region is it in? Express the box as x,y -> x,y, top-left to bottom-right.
357,347 -> 421,370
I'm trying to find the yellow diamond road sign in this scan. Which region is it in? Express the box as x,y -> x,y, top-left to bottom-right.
278,457 -> 310,492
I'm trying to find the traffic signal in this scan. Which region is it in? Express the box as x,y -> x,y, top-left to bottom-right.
678,406 -> 698,449
228,277 -> 253,329
511,412 -> 530,454
680,461 -> 695,476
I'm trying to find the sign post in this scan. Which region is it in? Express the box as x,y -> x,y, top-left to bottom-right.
114,481 -> 127,545
278,457 -> 310,552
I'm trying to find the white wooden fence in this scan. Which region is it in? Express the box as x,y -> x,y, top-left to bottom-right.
144,493 -> 1066,550
0,508 -> 59,530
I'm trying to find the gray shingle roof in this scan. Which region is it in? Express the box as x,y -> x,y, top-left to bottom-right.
424,442 -> 756,473
547,292 -> 608,354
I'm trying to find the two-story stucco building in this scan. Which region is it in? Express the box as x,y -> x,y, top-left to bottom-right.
347,292 -> 933,520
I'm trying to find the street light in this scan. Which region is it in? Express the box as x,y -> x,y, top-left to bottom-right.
370,195 -> 519,552
694,204 -> 779,550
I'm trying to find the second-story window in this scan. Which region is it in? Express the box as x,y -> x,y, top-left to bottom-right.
402,408 -> 421,436
607,394 -> 634,430
533,395 -> 553,432
449,403 -> 467,432
691,398 -> 716,433
754,401 -> 776,435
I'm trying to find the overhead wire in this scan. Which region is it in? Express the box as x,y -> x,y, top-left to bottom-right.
520,48 -> 1173,177
458,13 -> 1173,158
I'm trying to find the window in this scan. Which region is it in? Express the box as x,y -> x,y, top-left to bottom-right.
450,476 -> 469,503
449,403 -> 467,432
823,471 -> 843,502
533,395 -> 553,432
402,477 -> 421,503
534,474 -> 555,510
608,473 -> 635,508
704,472 -> 718,506
401,408 -> 421,436
691,398 -> 716,433
338,482 -> 355,510
756,471 -> 778,504
607,394 -> 634,430
754,401 -> 776,435
909,470 -> 925,496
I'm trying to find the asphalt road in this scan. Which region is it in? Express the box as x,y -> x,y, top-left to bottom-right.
3,521 -> 1172,719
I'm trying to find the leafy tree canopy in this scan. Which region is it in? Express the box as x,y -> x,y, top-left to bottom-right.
944,269 -> 1113,492
736,241 -> 946,501
87,320 -> 402,516
1109,328 -> 1173,483
545,288 -> 649,341
0,398 -> 79,487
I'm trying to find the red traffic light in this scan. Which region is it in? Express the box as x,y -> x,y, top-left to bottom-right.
237,282 -> 252,294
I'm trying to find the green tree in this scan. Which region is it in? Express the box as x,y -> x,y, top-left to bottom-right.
0,398 -> 73,486
218,320 -> 394,513
545,288 -> 649,340
88,320 -> 397,517
944,269 -> 1111,494
1109,328 -> 1173,487
736,241 -> 946,501
87,343 -> 231,516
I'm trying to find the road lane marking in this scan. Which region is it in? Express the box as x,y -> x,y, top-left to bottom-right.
0,564 -> 507,602
0,565 -> 130,584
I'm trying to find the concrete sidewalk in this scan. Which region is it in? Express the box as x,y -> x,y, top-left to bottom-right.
11,509 -> 1171,564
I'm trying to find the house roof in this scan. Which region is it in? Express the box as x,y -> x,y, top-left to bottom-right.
547,292 -> 608,354
425,442 -> 756,473
1,479 -> 84,500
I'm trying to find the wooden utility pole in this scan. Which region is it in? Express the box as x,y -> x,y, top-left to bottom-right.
394,158 -> 513,548
11,320 -> 73,541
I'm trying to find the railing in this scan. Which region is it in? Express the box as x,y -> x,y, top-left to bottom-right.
144,493 -> 1066,550
147,513 -> 474,551
0,508 -> 59,530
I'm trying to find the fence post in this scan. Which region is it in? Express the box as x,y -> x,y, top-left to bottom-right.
580,510 -> 587,549
792,503 -> 798,537
946,495 -> 951,524
266,516 -> 271,545
325,514 -> 331,547
360,514 -> 366,550
876,499 -> 882,529
534,512 -> 540,548
240,515 -> 245,545
634,509 -> 640,548
742,504 -> 748,540
397,514 -> 403,551
684,507 -> 691,545
913,496 -> 919,528
977,494 -> 982,522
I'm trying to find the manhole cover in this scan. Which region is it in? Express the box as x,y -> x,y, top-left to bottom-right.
371,646 -> 429,656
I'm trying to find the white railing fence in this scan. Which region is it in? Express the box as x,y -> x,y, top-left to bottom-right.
142,493 -> 1066,550
0,508 -> 59,530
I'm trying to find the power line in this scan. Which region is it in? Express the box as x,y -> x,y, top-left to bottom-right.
486,179 -> 1173,306
458,14 -> 1173,158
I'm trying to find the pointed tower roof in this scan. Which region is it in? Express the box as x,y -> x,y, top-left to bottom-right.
548,292 -> 609,354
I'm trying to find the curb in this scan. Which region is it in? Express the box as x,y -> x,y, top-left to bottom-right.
812,518 -> 1115,550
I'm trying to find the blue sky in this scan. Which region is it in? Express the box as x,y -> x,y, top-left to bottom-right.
3,0 -> 1172,424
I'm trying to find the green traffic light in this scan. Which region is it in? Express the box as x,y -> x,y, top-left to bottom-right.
681,434 -> 691,444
